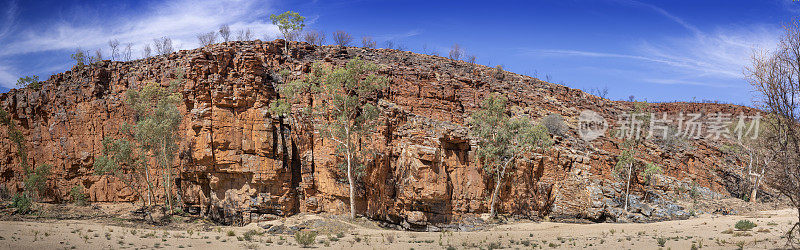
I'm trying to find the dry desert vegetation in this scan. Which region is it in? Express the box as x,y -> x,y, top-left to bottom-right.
0,202 -> 797,249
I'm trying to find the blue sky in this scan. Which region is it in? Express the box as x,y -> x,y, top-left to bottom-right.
0,0 -> 797,105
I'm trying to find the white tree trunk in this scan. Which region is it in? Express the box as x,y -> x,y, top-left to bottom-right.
345,126 -> 356,220
751,164 -> 766,203
347,147 -> 355,220
144,166 -> 154,206
624,162 -> 632,212
489,157 -> 515,218
489,175 -> 501,218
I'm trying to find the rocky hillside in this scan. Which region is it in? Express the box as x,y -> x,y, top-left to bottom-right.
0,40 -> 768,228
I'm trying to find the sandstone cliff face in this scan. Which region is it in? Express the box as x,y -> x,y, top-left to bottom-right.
0,40 -> 764,227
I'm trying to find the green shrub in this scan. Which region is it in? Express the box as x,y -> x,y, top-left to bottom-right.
70,49 -> 88,69
11,193 -> 32,214
24,164 -> 51,198
242,230 -> 262,242
0,109 -> 9,126
735,220 -> 756,231
657,237 -> 667,247
69,185 -> 88,206
16,76 -> 41,90
294,231 -> 317,247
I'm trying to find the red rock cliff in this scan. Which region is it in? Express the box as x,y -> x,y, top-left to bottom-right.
0,40 -> 764,227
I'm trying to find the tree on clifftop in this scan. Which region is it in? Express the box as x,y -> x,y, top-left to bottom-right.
16,75 -> 40,90
315,58 -> 387,219
469,94 -> 553,218
270,11 -> 306,56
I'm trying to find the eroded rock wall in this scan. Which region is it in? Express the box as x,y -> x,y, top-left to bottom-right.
0,40 -> 765,226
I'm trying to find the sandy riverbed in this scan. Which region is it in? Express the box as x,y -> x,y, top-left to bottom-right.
0,208 -> 797,249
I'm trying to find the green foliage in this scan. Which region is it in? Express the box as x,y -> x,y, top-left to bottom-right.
71,49 -> 89,69
69,185 -> 88,206
643,162 -> 662,184
95,72 -> 184,212
313,58 -> 387,218
469,94 -> 553,217
469,94 -> 553,179
16,75 -> 41,89
270,11 -> 305,55
294,231 -> 317,247
0,109 -> 9,126
735,220 -> 757,231
0,105 -> 46,207
24,164 -> 51,198
95,137 -> 141,176
269,63 -> 323,117
242,230 -> 263,242
657,237 -> 666,247
270,11 -> 306,39
11,193 -> 32,214
614,140 -> 638,176
317,58 -> 387,179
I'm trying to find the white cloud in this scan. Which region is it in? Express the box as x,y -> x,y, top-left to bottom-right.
612,0 -> 702,36
0,0 -> 279,57
0,0 -> 17,40
374,29 -> 422,42
530,1 -> 782,88
641,78 -> 730,88
0,64 -> 18,88
533,49 -> 695,69
636,25 -> 780,79
0,0 -> 280,88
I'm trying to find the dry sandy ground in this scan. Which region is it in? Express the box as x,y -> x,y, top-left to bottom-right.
0,209 -> 797,250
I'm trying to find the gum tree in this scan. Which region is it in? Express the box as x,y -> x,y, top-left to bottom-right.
315,58 -> 387,219
95,72 -> 184,217
270,11 -> 306,55
16,75 -> 40,89
469,94 -> 553,218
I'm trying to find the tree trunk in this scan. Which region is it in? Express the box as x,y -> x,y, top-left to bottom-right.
624,162 -> 632,212
162,143 -> 173,214
347,147 -> 355,220
751,164 -> 766,203
345,126 -> 356,220
144,166 -> 154,207
489,175 -> 501,218
284,39 -> 290,58
489,157 -> 515,218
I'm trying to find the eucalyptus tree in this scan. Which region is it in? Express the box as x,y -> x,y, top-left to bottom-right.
469,94 -> 553,218
95,72 -> 184,217
270,11 -> 306,55
314,58 -> 387,219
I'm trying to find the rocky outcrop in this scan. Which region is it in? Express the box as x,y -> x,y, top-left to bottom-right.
0,40 -> 765,227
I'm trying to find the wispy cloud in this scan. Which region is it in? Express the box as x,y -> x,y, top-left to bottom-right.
374,29 -> 422,41
1,0 -> 278,56
642,78 -> 730,88
611,0 -> 702,36
636,25 -> 780,79
529,1 -> 781,87
0,0 -> 17,40
0,0 -> 280,88
532,49 -> 696,69
0,64 -> 18,88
